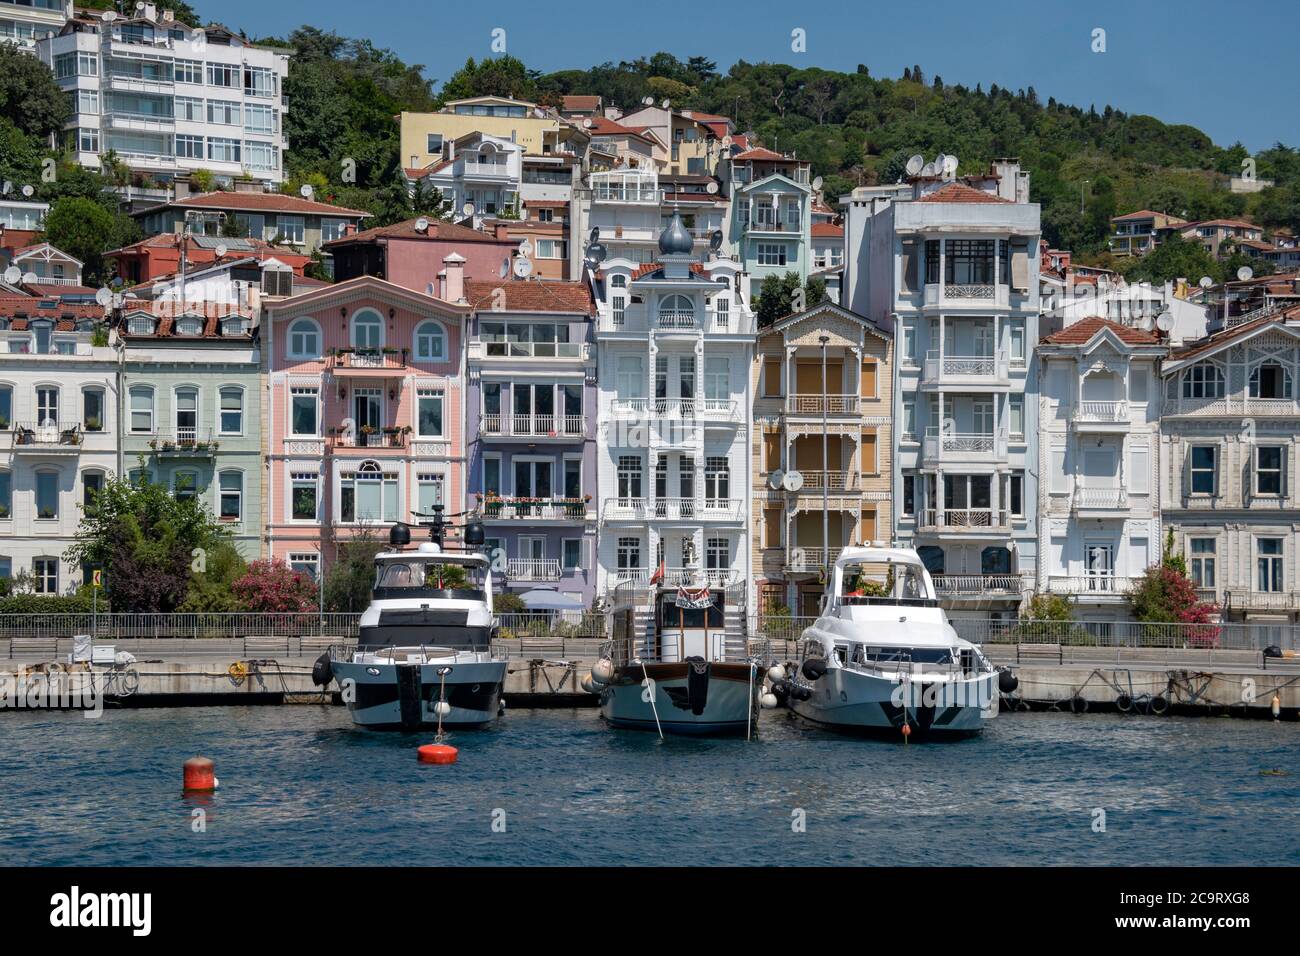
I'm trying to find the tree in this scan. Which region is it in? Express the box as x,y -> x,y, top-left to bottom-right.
754,272 -> 827,328
1123,233 -> 1221,286
41,196 -> 141,285
323,536 -> 385,612
1128,531 -> 1219,628
66,473 -> 231,613
233,560 -> 319,612
0,43 -> 70,139
439,56 -> 535,104
178,542 -> 248,612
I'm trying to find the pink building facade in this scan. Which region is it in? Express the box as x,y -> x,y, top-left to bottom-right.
263,275 -> 470,580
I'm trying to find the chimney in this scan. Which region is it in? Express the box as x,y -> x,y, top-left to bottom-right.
494,223 -> 511,240
442,253 -> 466,304
174,176 -> 192,201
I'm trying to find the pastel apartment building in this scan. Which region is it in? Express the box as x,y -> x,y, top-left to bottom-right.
1107,210 -> 1188,257
0,297 -> 113,594
721,148 -> 813,300
464,279 -> 598,603
581,168 -> 729,267
263,274 -> 469,580
324,217 -> 519,292
0,0 -> 69,53
751,300 -> 893,617
399,97 -> 588,172
40,9 -> 290,186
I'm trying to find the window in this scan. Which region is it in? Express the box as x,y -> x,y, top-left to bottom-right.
658,294 -> 693,325
1249,362 -> 1292,399
757,243 -> 787,266
129,386 -> 154,433
0,385 -> 10,429
36,385 -> 58,425
33,558 -> 58,595
562,539 -> 582,571
289,553 -> 319,581
351,310 -> 383,350
320,218 -> 348,243
704,357 -> 729,401
261,266 -> 291,297
1008,395 -> 1024,439
0,557 -> 8,583
35,470 -> 58,519
704,456 -> 730,504
713,295 -> 730,329
1009,319 -> 1026,365
82,388 -> 105,431
426,133 -> 444,155
1257,538 -> 1284,592
72,89 -> 99,114
207,137 -> 241,163
611,293 -> 626,326
340,462 -> 398,523
414,321 -> 446,361
291,473 -> 319,521
275,216 -> 305,244
219,387 -> 243,435
208,100 -> 243,128
244,144 -> 278,172
1182,363 -> 1224,399
287,319 -> 320,359
706,537 -> 730,571
218,471 -> 243,521
536,239 -> 566,259
1190,538 -> 1216,588
1189,445 -> 1217,495
417,388 -> 444,437
417,473 -> 444,514
0,470 -> 10,518
175,134 -> 204,159
127,314 -> 156,336
244,66 -> 276,97
173,471 -> 198,501
175,59 -> 202,84
616,355 -> 644,398
175,314 -> 203,336
174,387 -> 198,441
82,471 -> 104,510
945,240 -> 996,284
1002,473 -> 1024,518
206,63 -> 238,87
616,536 -> 642,571
244,104 -> 274,134
290,386 -> 318,436
617,455 -> 643,500
1256,445 -> 1285,495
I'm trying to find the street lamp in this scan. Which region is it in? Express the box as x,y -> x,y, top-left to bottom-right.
819,335 -> 830,591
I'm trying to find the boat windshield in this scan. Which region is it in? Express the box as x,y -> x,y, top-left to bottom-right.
839,561 -> 937,606
855,646 -> 953,665
372,560 -> 488,602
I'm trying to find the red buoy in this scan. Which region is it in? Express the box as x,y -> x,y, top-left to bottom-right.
183,757 -> 217,791
417,744 -> 458,765
900,723 -> 912,740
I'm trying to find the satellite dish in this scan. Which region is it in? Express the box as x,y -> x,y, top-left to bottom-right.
935,153 -> 948,172
135,1 -> 145,9
708,230 -> 724,252
721,135 -> 733,148
518,238 -> 533,256
1138,314 -> 1155,331
20,185 -> 33,198
588,226 -> 600,244
513,257 -> 533,278
214,243 -> 228,258
111,293 -> 125,309
642,96 -> 653,106
582,118 -> 593,129
461,201 -> 476,219
1237,266 -> 1254,282
414,217 -> 430,234
943,155 -> 959,175
768,470 -> 785,490
905,155 -> 925,176
0,181 -> 9,195
1156,313 -> 1174,332
22,271 -> 37,285
783,471 -> 805,493
101,11 -> 115,21
812,175 -> 824,192
661,99 -> 671,109
426,282 -> 436,296
3,266 -> 20,284
920,162 -> 937,178
498,257 -> 509,279
705,181 -> 719,194
586,242 -> 607,264
1198,276 -> 1214,289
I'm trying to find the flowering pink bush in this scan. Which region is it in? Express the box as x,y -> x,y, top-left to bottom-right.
232,560 -> 318,613
1128,564 -> 1221,647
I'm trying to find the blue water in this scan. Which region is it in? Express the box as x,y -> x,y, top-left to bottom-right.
1,706 -> 1296,866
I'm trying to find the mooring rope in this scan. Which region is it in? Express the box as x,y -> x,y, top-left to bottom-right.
638,659 -> 663,740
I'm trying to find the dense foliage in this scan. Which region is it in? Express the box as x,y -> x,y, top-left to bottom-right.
232,560 -> 319,613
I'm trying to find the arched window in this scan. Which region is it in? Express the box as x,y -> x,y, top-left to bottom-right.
414,321 -> 446,361
126,313 -> 157,336
610,274 -> 627,289
31,320 -> 52,354
917,545 -> 945,575
173,470 -> 199,501
287,318 -> 321,359
81,469 -> 105,510
1182,362 -> 1224,399
175,313 -> 203,336
1249,361 -> 1292,399
658,293 -> 694,326
351,309 -> 383,351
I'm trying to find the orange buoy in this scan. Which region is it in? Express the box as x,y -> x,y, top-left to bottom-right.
417,744 -> 458,765
901,723 -> 912,741
183,757 -> 217,791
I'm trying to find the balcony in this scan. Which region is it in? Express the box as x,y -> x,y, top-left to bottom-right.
330,349 -> 407,377
746,218 -> 800,236
1073,401 -> 1131,431
615,567 -> 739,588
336,429 -> 409,450
922,428 -> 1007,464
1046,576 -> 1136,599
469,340 -> 590,361
918,509 -> 1010,534
505,559 -> 563,582
932,574 -> 1026,599
1072,487 -> 1128,513
610,397 -> 742,425
1222,590 -> 1299,612
600,497 -> 744,522
482,414 -> 586,440
922,350 -> 1009,386
657,310 -> 699,330
591,181 -> 660,204
458,160 -> 513,179
785,547 -> 843,573
104,111 -> 175,133
480,497 -> 592,522
795,471 -> 865,493
922,283 -> 1010,308
784,394 -> 861,416
11,422 -> 82,454
147,430 -> 217,457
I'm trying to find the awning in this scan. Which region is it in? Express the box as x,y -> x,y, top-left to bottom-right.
517,589 -> 585,611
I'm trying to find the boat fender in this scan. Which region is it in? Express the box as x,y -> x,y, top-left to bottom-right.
770,680 -> 790,705
760,692 -> 779,710
767,664 -> 787,683
1115,693 -> 1132,713
593,657 -> 616,684
1149,695 -> 1168,716
1263,644 -> 1282,659
311,652 -> 333,687
801,658 -> 828,681
686,657 -> 710,716
997,669 -> 1018,694
1068,695 -> 1088,714
789,684 -> 813,702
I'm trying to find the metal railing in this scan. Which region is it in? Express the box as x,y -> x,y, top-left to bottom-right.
919,508 -> 1009,529
1045,575 -> 1136,595
924,349 -> 1008,379
785,547 -> 842,572
1073,488 -> 1128,510
932,574 -> 1025,595
480,498 -> 591,520
12,422 -> 83,447
0,613 -> 361,642
1074,400 -> 1129,423
337,430 -> 408,449
785,394 -> 861,415
504,558 -> 563,582
480,413 -> 585,438
614,568 -> 739,588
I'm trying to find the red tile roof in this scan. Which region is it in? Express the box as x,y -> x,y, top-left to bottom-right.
1041,317 -> 1160,346
1178,218 -> 1261,231
1111,209 -> 1185,222
1169,307 -> 1300,361
121,302 -> 255,339
22,283 -> 97,296
630,261 -> 710,280
160,191 -> 370,218
562,95 -> 601,112
733,147 -> 806,164
0,296 -> 104,330
917,182 -> 1011,204
462,279 -> 593,313
324,218 -> 515,247
811,223 -> 844,238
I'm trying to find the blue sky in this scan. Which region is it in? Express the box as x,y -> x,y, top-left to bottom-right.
205,0 -> 1295,153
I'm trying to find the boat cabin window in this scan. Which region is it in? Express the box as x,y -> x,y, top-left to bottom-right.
839,561 -> 937,606
658,591 -> 724,630
375,560 -> 486,591
862,647 -> 953,665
